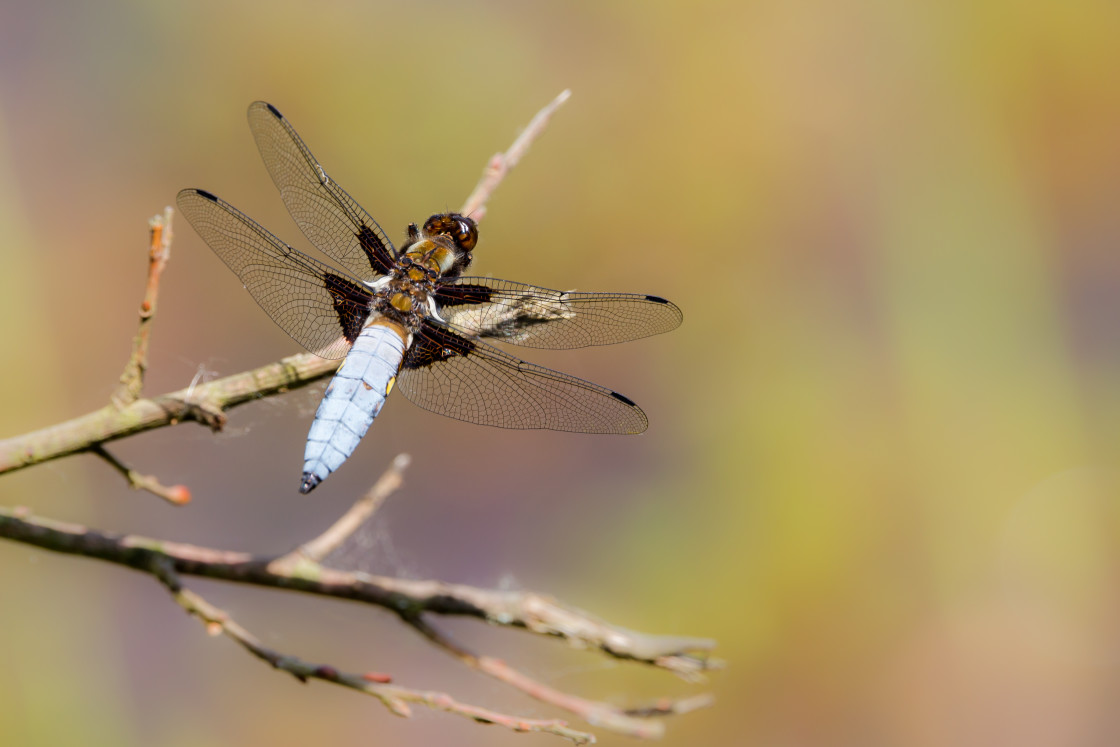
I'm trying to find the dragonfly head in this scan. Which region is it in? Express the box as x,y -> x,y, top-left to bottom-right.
420,213 -> 477,277
423,213 -> 476,250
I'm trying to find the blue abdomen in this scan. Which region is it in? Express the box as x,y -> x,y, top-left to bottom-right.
300,322 -> 406,493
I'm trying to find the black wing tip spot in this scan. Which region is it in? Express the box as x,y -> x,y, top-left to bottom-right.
194,189 -> 219,202
265,102 -> 283,119
609,390 -> 638,407
645,295 -> 671,304
299,473 -> 321,494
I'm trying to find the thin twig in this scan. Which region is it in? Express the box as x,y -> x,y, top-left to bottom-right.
279,453 -> 411,566
460,89 -> 572,221
113,207 -> 174,407
91,445 -> 191,505
622,693 -> 716,718
102,209 -> 193,500
148,557 -> 594,744
404,614 -> 710,739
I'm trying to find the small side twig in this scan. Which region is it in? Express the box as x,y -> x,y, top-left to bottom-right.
622,693 -> 716,719
279,453 -> 411,566
460,89 -> 571,221
113,207 -> 174,407
91,445 -> 190,505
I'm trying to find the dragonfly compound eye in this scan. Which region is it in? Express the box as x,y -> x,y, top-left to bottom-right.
454,218 -> 478,251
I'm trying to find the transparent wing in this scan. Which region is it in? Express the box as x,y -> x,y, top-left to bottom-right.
434,277 -> 683,349
176,188 -> 372,360
397,320 -> 648,433
247,101 -> 397,279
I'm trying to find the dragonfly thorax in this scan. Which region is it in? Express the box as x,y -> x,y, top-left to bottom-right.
380,274 -> 433,326
402,239 -> 457,277
389,292 -> 415,313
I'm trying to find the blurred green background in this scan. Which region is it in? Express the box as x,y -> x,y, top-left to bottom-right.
3,0 -> 1120,745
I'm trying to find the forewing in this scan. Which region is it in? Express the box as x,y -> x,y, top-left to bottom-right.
434,278 -> 682,349
177,188 -> 371,360
397,320 -> 648,433
247,101 -> 397,279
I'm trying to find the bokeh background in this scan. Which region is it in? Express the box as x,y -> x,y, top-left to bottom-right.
3,1 -> 1120,745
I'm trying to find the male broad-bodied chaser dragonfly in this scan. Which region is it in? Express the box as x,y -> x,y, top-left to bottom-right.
178,102 -> 682,493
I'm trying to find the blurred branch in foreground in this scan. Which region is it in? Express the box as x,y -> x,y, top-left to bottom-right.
0,92 -> 718,741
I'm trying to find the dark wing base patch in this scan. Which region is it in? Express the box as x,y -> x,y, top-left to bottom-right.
357,224 -> 396,277
433,283 -> 493,308
403,325 -> 476,369
323,272 -> 374,344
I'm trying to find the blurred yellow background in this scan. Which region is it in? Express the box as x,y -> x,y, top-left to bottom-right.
4,1 -> 1120,745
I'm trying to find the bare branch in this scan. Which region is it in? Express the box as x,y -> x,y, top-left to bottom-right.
0,352 -> 338,476
0,503 -> 715,672
148,557 -> 594,744
0,498 -> 716,738
460,90 -> 572,221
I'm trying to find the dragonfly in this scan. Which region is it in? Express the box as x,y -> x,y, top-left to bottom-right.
177,102 -> 682,493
